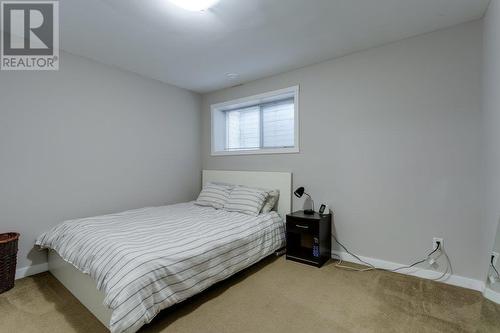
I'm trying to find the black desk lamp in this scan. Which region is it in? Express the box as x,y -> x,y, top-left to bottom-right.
294,186 -> 315,215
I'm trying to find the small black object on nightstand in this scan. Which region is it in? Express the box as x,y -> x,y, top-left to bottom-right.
286,211 -> 331,267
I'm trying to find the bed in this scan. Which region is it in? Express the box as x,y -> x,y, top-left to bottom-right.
36,170 -> 291,333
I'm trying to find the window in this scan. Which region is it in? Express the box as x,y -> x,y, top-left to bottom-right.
211,86 -> 299,155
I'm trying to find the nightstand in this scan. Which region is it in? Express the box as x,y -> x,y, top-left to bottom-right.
286,211 -> 331,267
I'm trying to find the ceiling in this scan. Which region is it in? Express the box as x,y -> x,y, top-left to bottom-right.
60,0 -> 490,93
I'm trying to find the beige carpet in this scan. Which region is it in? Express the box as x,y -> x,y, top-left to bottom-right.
1,257 -> 499,333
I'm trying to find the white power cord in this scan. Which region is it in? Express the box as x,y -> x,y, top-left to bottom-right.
426,250 -> 452,281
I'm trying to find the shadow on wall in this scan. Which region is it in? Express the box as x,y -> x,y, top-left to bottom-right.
26,247 -> 47,270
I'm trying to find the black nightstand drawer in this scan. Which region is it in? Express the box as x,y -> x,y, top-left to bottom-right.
286,220 -> 318,234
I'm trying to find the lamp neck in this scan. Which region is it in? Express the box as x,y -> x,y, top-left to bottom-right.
303,192 -> 314,212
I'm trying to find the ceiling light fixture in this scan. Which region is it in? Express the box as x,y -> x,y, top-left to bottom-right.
168,0 -> 220,11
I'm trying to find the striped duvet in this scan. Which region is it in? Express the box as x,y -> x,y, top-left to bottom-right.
36,202 -> 285,333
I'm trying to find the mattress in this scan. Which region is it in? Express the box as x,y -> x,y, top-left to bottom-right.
36,202 -> 285,333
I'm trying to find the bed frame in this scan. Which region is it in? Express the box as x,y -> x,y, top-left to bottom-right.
48,170 -> 292,329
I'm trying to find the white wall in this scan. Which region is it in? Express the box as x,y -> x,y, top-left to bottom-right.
202,22 -> 484,280
0,52 -> 201,274
482,0 -> 500,294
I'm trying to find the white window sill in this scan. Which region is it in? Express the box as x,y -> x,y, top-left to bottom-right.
211,147 -> 300,156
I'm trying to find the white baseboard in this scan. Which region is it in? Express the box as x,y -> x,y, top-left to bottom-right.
332,250 -> 485,292
483,286 -> 500,304
15,262 -> 49,280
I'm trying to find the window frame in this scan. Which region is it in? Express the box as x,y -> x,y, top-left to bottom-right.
211,85 -> 300,156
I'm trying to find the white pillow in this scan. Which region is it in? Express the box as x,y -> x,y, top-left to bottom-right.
261,189 -> 280,213
194,183 -> 232,209
224,186 -> 269,216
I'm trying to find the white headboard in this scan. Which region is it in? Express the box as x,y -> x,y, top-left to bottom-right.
202,170 -> 292,217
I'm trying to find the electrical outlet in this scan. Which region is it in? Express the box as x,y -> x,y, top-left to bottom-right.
433,237 -> 443,250
492,252 -> 499,266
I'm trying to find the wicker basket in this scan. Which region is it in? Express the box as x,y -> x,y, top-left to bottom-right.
0,233 -> 20,294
